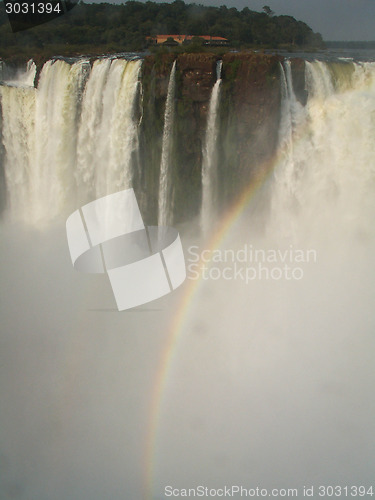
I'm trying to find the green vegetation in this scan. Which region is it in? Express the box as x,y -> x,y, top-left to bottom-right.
0,0 -> 324,61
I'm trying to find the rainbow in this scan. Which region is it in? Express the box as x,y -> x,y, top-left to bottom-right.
143,151 -> 282,499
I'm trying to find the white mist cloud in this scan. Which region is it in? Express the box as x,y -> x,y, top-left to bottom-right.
0,223 -> 178,499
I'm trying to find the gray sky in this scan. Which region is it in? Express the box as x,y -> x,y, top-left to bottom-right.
234,0 -> 375,41
119,0 -> 375,41
235,0 -> 375,41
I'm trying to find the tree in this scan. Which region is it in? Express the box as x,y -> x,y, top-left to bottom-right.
263,5 -> 274,17
164,36 -> 179,46
0,0 -> 324,57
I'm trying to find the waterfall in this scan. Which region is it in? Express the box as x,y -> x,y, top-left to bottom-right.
0,57 -> 142,224
2,55 -> 375,500
33,59 -> 90,223
274,59 -> 305,222
21,59 -> 37,87
200,60 -> 222,235
1,55 -> 375,235
272,59 -> 375,243
76,58 -> 142,202
0,84 -> 36,217
0,59 -> 36,87
151,60 -> 375,500
305,59 -> 334,98
158,60 -> 176,227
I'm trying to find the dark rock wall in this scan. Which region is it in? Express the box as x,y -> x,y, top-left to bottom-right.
138,52 -> 285,224
1,52 -> 299,224
219,52 -> 282,209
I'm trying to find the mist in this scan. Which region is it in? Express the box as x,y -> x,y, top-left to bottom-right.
1,57 -> 375,500
0,221 -> 175,499
1,179 -> 374,499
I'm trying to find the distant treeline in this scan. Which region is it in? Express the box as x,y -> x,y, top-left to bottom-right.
0,0 -> 324,61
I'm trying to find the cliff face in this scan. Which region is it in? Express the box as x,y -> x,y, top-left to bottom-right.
219,52 -> 281,206
1,52 -> 290,225
138,53 -> 217,223
138,52 -> 283,223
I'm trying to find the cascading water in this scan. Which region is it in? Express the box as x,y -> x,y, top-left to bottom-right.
1,82 -> 37,219
272,59 -> 375,244
0,57 -> 142,224
1,54 -> 374,500
305,59 -> 334,98
0,59 -> 37,217
273,59 -> 305,235
76,58 -> 142,202
34,59 -> 90,222
158,60 -> 176,227
152,60 -> 375,496
76,58 -> 112,202
20,59 -> 37,87
0,59 -> 36,87
1,56 -> 374,238
200,60 -> 222,235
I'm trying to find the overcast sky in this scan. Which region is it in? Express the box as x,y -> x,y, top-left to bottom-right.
228,0 -> 375,41
112,0 -> 375,41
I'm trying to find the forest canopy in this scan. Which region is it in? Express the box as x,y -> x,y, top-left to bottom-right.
0,0 -> 324,60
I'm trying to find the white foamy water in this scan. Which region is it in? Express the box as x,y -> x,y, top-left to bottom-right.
158,60 -> 176,227
153,60 -> 375,498
201,60 -> 222,235
273,59 -> 375,244
0,57 -> 141,224
0,56 -> 374,500
0,59 -> 36,87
